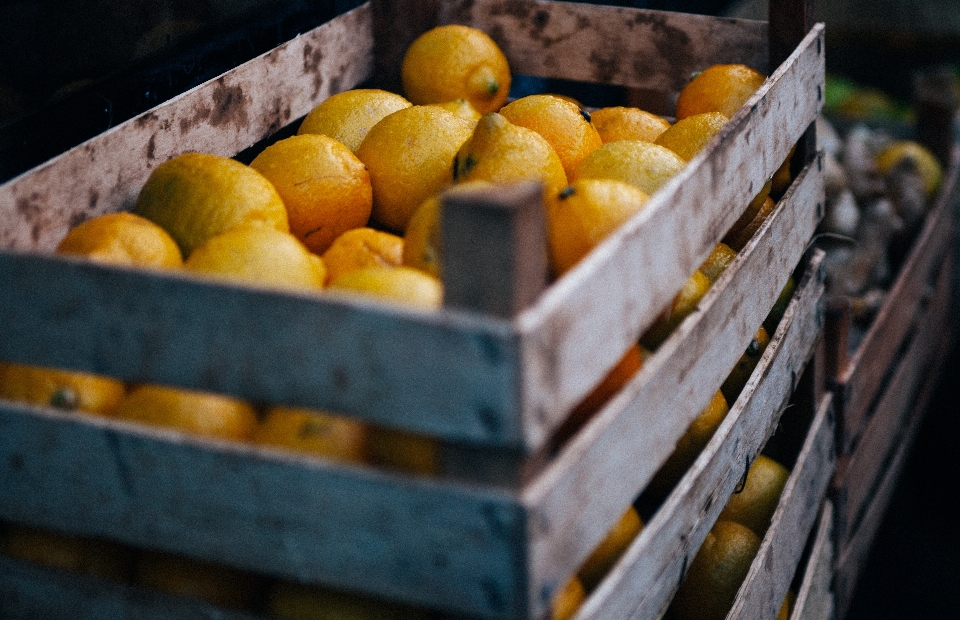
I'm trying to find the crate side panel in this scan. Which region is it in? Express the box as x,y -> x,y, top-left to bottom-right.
0,405 -> 527,618
518,27 -> 825,447
570,250 -> 825,620
729,392 -> 835,619
439,0 -> 768,91
0,4 -> 375,253
792,499 -> 835,620
0,254 -> 522,445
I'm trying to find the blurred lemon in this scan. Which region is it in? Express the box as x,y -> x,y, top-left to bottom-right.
255,406 -> 368,464
367,426 -> 439,476
266,580 -> 432,620
698,243 -> 737,284
134,152 -> 288,256
654,112 -> 728,162
298,89 -> 412,154
0,362 -> 125,417
572,140 -> 685,196
3,523 -> 134,582
720,326 -> 770,404
453,112 -> 568,198
184,224 -> 327,291
357,105 -> 475,233
249,134 -> 373,254
500,94 -> 603,177
640,269 -> 712,350
546,178 -> 649,277
771,144 -> 797,197
590,106 -> 671,143
134,550 -> 261,610
322,227 -> 404,285
675,64 -> 766,121
578,505 -> 643,591
718,454 -> 790,537
329,265 -> 443,310
401,24 -> 511,114
115,384 -> 258,441
875,139 -> 943,197
551,575 -> 586,620
55,211 -> 183,268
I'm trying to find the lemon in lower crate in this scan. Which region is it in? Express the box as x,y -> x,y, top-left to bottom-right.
55,211 -> 183,268
135,550 -> 261,610
329,265 -> 443,310
551,575 -> 586,620
366,426 -> 440,476
500,94 -> 603,177
266,580 -> 432,620
400,24 -> 511,115
0,362 -> 126,417
114,384 -> 259,441
763,276 -> 796,335
675,63 -> 766,121
3,523 -> 134,582
875,139 -> 943,197
134,152 -> 288,256
184,224 -> 327,291
298,88 -> 412,154
322,227 -> 404,285
577,505 -> 644,591
452,112 -> 568,199
698,242 -> 738,285
666,520 -> 761,620
545,178 -> 650,277
718,454 -> 790,537
357,105 -> 475,233
571,139 -> 685,196
255,406 -> 368,464
249,133 -> 373,254
720,326 -> 770,404
589,106 -> 671,144
771,144 -> 797,198
640,269 -> 712,351
777,588 -> 796,620
724,195 -> 776,252
654,112 -> 729,162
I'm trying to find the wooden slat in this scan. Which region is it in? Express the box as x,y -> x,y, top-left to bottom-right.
729,391 -> 835,619
791,500 -> 836,620
835,144 -> 960,451
516,30 -> 824,447
439,0 -> 769,92
0,3 -> 375,253
570,250 -> 825,620
833,251 -> 956,548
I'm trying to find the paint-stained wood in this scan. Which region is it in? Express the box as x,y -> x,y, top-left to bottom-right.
0,4 -> 374,253
791,500 -> 835,620
571,250 -> 825,620
439,0 -> 769,93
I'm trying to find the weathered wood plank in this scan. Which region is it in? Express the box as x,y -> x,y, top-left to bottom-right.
835,143 -> 960,451
569,250 -> 825,620
791,500 -> 835,620
0,402 -> 526,619
729,391 -> 835,619
0,4 -> 375,253
439,0 -> 769,92
516,27 -> 824,447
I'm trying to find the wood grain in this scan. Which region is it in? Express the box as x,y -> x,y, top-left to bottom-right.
792,499 -> 836,620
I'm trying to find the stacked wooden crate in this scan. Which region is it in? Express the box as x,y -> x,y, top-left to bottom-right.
0,1 -> 831,618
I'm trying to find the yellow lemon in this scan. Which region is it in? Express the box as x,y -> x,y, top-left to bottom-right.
654,112 -> 729,162
55,211 -> 183,268
551,575 -> 586,620
546,178 -> 650,277
453,112 -> 568,198
500,94 -> 603,177
725,180 -> 773,248
572,140 -> 685,196
329,265 -> 443,310
321,227 -> 404,286
640,269 -> 712,350
249,134 -> 373,254
590,106 -> 671,143
675,63 -> 767,121
255,406 -> 368,465
401,24 -> 511,114
724,195 -> 776,253
184,224 -> 327,291
720,326 -> 770,404
367,426 -> 440,476
0,362 -> 126,417
578,505 -> 644,591
698,242 -> 738,284
134,152 -> 288,256
297,88 -> 412,154
427,98 -> 482,123
875,139 -> 943,196
718,454 -> 790,537
357,105 -> 475,233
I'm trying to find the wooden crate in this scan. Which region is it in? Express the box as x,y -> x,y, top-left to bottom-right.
790,499 -> 836,620
0,1 -> 825,618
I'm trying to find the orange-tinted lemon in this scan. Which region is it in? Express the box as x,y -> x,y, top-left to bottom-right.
184,224 -> 327,291
720,326 -> 770,404
266,580 -> 432,620
546,178 -> 649,277
572,140 -> 685,196
551,575 -> 586,620
401,24 -> 511,114
329,265 -> 443,310
718,454 -> 790,537
356,105 -> 475,233
134,550 -> 261,610
578,505 -> 644,591
249,134 -> 373,254
675,64 -> 766,121
453,112 -> 568,198
55,211 -> 183,268
367,426 -> 439,476
640,269 -> 712,350
723,196 -> 776,252
590,106 -> 671,143
654,112 -> 729,162
777,589 -> 796,620
255,406 -> 368,464
298,89 -> 412,154
726,180 -> 773,248
3,523 -> 134,582
321,227 -> 404,285
499,94 -> 603,177
134,152 -> 288,256
114,384 -> 258,441
699,243 -> 738,284
0,362 -> 126,417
